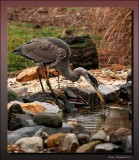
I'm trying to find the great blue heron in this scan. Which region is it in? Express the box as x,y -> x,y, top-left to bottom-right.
12,37 -> 104,106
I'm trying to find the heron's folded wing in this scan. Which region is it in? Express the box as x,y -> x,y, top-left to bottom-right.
22,38 -> 66,63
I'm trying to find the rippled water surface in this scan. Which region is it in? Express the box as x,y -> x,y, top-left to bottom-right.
64,104 -> 132,133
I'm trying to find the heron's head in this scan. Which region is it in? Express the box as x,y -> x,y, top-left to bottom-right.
85,71 -> 98,88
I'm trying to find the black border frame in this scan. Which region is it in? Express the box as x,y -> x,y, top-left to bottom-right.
0,1 -> 139,160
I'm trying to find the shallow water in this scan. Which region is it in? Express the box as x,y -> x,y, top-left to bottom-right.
64,104 -> 132,134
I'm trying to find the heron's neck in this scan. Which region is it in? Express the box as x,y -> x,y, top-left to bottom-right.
56,60 -> 86,82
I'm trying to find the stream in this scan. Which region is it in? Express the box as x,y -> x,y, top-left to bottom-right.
63,104 -> 132,134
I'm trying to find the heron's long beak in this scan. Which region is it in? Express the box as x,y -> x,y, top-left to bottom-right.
94,86 -> 104,102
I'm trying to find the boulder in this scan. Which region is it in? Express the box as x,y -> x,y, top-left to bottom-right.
91,130 -> 107,142
33,112 -> 62,128
77,133 -> 91,145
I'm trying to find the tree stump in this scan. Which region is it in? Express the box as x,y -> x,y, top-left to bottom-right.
61,35 -> 99,69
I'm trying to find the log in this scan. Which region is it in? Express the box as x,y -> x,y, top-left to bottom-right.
61,35 -> 99,69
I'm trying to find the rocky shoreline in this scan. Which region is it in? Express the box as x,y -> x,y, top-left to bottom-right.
7,66 -> 132,153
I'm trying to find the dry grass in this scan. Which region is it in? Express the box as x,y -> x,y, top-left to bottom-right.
89,7 -> 132,67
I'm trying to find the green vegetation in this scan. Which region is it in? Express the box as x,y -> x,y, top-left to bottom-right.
8,22 -> 65,71
8,22 -> 102,72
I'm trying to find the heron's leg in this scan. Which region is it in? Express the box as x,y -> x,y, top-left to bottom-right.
57,71 -> 60,88
36,66 -> 45,92
46,65 -> 59,106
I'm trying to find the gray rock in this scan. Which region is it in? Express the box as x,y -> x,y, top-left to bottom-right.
77,133 -> 91,145
15,137 -> 43,153
109,128 -> 131,144
8,88 -> 23,102
91,130 -> 107,142
98,84 -> 120,103
76,140 -> 101,153
119,82 -> 132,101
58,133 -> 79,153
8,126 -> 44,144
8,124 -> 73,144
33,128 -> 49,140
94,143 -> 120,153
25,120 -> 38,127
33,112 -> 62,128
9,113 -> 33,131
65,87 -> 99,106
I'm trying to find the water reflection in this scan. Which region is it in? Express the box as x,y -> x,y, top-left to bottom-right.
64,104 -> 132,134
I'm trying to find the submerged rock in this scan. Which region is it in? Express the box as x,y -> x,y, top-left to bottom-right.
15,137 -> 43,153
33,112 -> 62,128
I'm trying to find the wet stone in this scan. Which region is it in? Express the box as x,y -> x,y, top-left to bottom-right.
33,112 -> 62,128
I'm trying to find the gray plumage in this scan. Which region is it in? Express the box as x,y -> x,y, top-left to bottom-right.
12,37 -> 98,88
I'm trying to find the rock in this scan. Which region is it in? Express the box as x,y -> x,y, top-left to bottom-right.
33,101 -> 61,113
8,125 -> 72,144
58,133 -> 79,153
16,66 -> 58,82
46,133 -> 65,148
15,137 -> 43,153
65,87 -> 99,106
33,128 -> 49,140
77,133 -> 91,145
25,120 -> 38,127
127,71 -> 132,82
61,35 -> 99,69
9,113 -> 33,131
121,135 -> 132,153
91,130 -> 107,142
98,84 -> 121,103
46,147 -> 59,153
21,102 -> 46,113
33,112 -> 62,128
109,128 -> 131,144
119,82 -> 132,101
94,143 -> 120,153
8,88 -> 23,102
76,140 -> 101,153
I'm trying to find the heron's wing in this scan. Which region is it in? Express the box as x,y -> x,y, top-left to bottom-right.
22,38 -> 67,63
